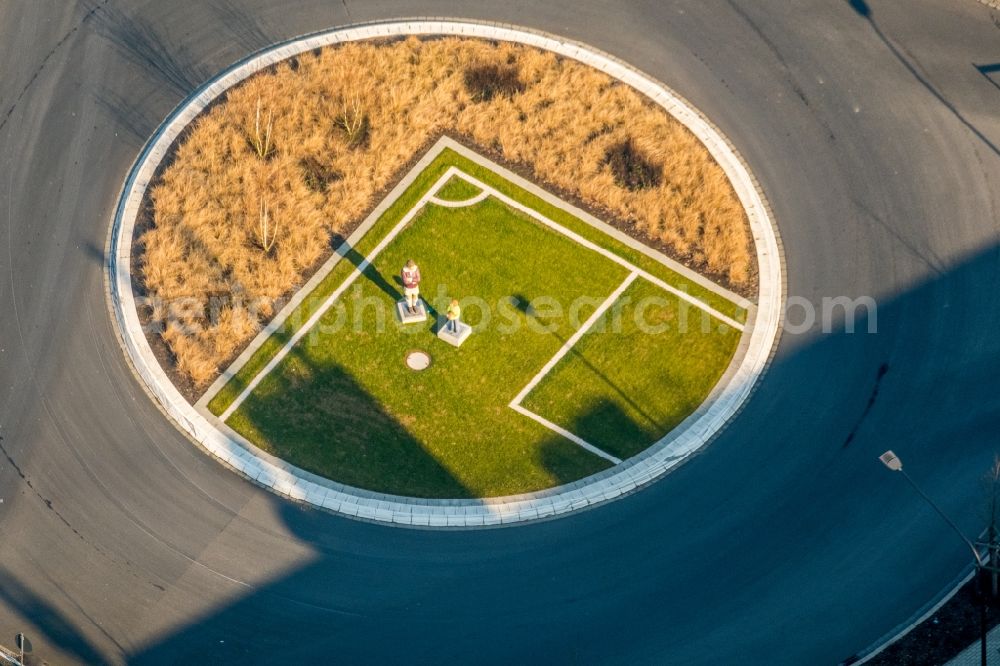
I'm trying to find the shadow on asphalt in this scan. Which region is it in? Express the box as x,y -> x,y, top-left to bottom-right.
976,63 -> 1000,94
0,567 -> 108,665
8,4 -> 1000,661
111,240 -> 1000,664
7,213 -> 1000,663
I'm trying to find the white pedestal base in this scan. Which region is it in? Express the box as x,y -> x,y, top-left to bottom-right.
396,300 -> 428,324
437,321 -> 472,347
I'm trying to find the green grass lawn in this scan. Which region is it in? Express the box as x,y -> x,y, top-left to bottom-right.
519,278 -> 741,461
212,148 -> 746,498
434,175 -> 482,201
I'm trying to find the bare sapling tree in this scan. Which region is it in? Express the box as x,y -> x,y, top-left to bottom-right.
249,97 -> 275,159
252,197 -> 279,254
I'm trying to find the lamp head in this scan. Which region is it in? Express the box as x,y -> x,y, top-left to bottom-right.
879,450 -> 903,472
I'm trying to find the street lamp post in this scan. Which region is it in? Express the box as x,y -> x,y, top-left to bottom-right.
879,450 -> 988,666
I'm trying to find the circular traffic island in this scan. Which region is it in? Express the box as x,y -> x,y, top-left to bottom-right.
109,22 -> 783,525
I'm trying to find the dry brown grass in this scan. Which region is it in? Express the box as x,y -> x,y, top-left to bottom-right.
140,36 -> 754,388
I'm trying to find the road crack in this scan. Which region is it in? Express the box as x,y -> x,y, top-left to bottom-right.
842,363 -> 889,447
0,435 -> 88,541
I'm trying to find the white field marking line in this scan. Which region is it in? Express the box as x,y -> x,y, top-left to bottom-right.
427,190 -> 490,208
510,404 -> 622,465
450,170 -> 745,332
508,272 -> 638,464
218,168 -> 461,422
510,271 -> 638,407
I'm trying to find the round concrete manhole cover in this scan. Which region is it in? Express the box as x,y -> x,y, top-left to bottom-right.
405,350 -> 432,371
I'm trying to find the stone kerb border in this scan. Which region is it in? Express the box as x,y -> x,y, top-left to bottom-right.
107,19 -> 784,528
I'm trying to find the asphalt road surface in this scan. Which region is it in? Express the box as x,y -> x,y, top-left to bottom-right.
2,1 -> 999,663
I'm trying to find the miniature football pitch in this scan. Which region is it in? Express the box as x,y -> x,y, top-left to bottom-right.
207,149 -> 745,499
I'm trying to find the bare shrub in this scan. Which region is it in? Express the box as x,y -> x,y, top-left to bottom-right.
299,156 -> 342,193
605,139 -> 661,191
464,63 -> 525,102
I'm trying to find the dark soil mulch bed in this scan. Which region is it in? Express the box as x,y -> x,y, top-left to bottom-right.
856,568 -> 1000,665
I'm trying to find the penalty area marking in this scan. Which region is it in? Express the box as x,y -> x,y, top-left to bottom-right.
508,272 -> 639,465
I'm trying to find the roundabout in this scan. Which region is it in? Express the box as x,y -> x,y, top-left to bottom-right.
2,1 -> 999,663
109,23 -> 783,520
